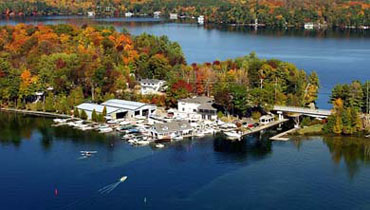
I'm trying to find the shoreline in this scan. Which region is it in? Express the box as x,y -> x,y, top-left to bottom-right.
0,108 -> 71,119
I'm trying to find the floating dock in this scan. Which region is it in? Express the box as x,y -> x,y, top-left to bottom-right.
0,108 -> 71,118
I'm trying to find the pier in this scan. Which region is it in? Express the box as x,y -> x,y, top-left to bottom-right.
0,108 -> 71,119
241,119 -> 289,137
270,128 -> 298,141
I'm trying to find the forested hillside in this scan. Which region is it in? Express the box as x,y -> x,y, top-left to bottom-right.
0,0 -> 370,28
0,24 -> 319,116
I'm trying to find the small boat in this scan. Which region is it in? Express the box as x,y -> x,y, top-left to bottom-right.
194,132 -> 205,138
173,135 -> 184,141
135,140 -> 150,146
120,176 -> 128,182
53,118 -> 68,124
99,125 -> 113,133
224,131 -> 242,140
155,143 -> 165,148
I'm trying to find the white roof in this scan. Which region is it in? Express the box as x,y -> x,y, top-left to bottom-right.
102,99 -> 156,111
77,103 -> 120,114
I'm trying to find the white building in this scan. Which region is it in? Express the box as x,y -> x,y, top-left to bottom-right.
76,103 -> 121,120
169,13 -> 178,20
125,12 -> 134,17
102,99 -> 156,119
140,79 -> 166,95
304,22 -> 314,30
150,120 -> 193,140
87,11 -> 95,17
153,11 -> 161,18
198,15 -> 204,25
178,96 -> 217,121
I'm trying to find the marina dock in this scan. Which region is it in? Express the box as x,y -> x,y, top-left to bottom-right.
241,119 -> 289,137
270,128 -> 298,141
0,108 -> 71,119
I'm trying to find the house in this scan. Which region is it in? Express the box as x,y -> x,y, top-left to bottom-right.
178,96 -> 217,121
139,79 -> 166,95
150,120 -> 193,140
259,114 -> 275,125
304,22 -> 314,30
198,15 -> 204,25
76,103 -> 121,120
153,11 -> 161,18
169,13 -> 178,20
87,11 -> 95,17
125,12 -> 134,17
102,99 -> 156,119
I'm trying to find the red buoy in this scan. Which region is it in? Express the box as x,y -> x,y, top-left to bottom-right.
54,188 -> 58,196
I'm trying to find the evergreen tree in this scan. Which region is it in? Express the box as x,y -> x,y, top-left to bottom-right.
92,109 -> 98,122
102,106 -> 107,117
74,107 -> 80,118
80,110 -> 88,120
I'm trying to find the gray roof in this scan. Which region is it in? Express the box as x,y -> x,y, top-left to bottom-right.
153,120 -> 192,134
179,96 -> 214,104
140,79 -> 165,85
77,103 -> 120,114
102,99 -> 156,111
198,103 -> 216,111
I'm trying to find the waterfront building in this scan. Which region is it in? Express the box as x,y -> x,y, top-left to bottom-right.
87,11 -> 95,17
170,13 -> 178,20
259,114 -> 275,125
178,96 -> 217,121
198,16 -> 204,24
304,22 -> 314,30
154,11 -> 161,18
150,120 -> 193,139
125,12 -> 134,17
102,99 -> 156,119
139,79 -> 166,95
76,103 -> 120,120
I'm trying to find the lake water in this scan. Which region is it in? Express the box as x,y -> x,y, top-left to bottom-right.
1,16 -> 370,109
1,17 -> 370,209
1,112 -> 370,209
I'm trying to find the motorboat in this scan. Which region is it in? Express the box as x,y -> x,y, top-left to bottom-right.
53,118 -> 68,124
224,131 -> 242,140
173,135 -> 184,141
155,143 -> 165,148
99,125 -> 113,133
194,132 -> 205,138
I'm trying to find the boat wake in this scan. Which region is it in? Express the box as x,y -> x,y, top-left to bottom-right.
98,176 -> 128,195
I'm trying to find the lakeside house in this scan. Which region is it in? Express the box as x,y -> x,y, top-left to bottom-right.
178,96 -> 217,121
139,79 -> 166,95
125,12 -> 134,17
150,120 -> 193,139
77,99 -> 156,120
304,22 -> 314,30
87,11 -> 95,17
154,11 -> 161,18
198,16 -> 204,25
259,114 -> 275,125
170,13 -> 178,20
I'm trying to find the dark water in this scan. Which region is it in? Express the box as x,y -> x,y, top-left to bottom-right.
1,16 -> 370,109
1,112 -> 370,209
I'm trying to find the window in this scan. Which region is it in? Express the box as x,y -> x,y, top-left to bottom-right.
182,108 -> 185,111
193,109 -> 197,112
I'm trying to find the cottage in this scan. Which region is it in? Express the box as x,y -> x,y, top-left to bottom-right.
150,120 -> 193,140
140,79 -> 166,95
76,103 -> 121,120
198,15 -> 204,24
102,99 -> 156,119
153,11 -> 161,18
304,22 -> 314,30
125,12 -> 134,17
169,13 -> 178,20
178,96 -> 217,121
259,114 -> 275,125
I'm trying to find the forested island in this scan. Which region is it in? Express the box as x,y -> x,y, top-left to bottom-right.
1,0 -> 370,29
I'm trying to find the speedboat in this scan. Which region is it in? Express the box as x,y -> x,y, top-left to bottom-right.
173,135 -> 184,141
99,125 -> 113,133
155,143 -> 165,148
194,132 -> 205,138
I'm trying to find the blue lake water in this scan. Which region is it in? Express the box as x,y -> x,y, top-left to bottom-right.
1,112 -> 370,209
1,17 -> 370,209
1,16 -> 369,108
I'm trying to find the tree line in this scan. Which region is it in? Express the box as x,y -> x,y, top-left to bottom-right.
1,0 -> 370,28
0,23 -> 318,118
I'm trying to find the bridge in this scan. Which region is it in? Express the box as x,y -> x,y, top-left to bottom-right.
273,105 -> 332,119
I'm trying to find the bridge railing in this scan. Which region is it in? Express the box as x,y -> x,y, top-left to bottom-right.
273,105 -> 332,116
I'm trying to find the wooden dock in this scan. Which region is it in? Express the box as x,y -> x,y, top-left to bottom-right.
241,119 -> 289,137
270,128 -> 298,141
0,108 -> 71,119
